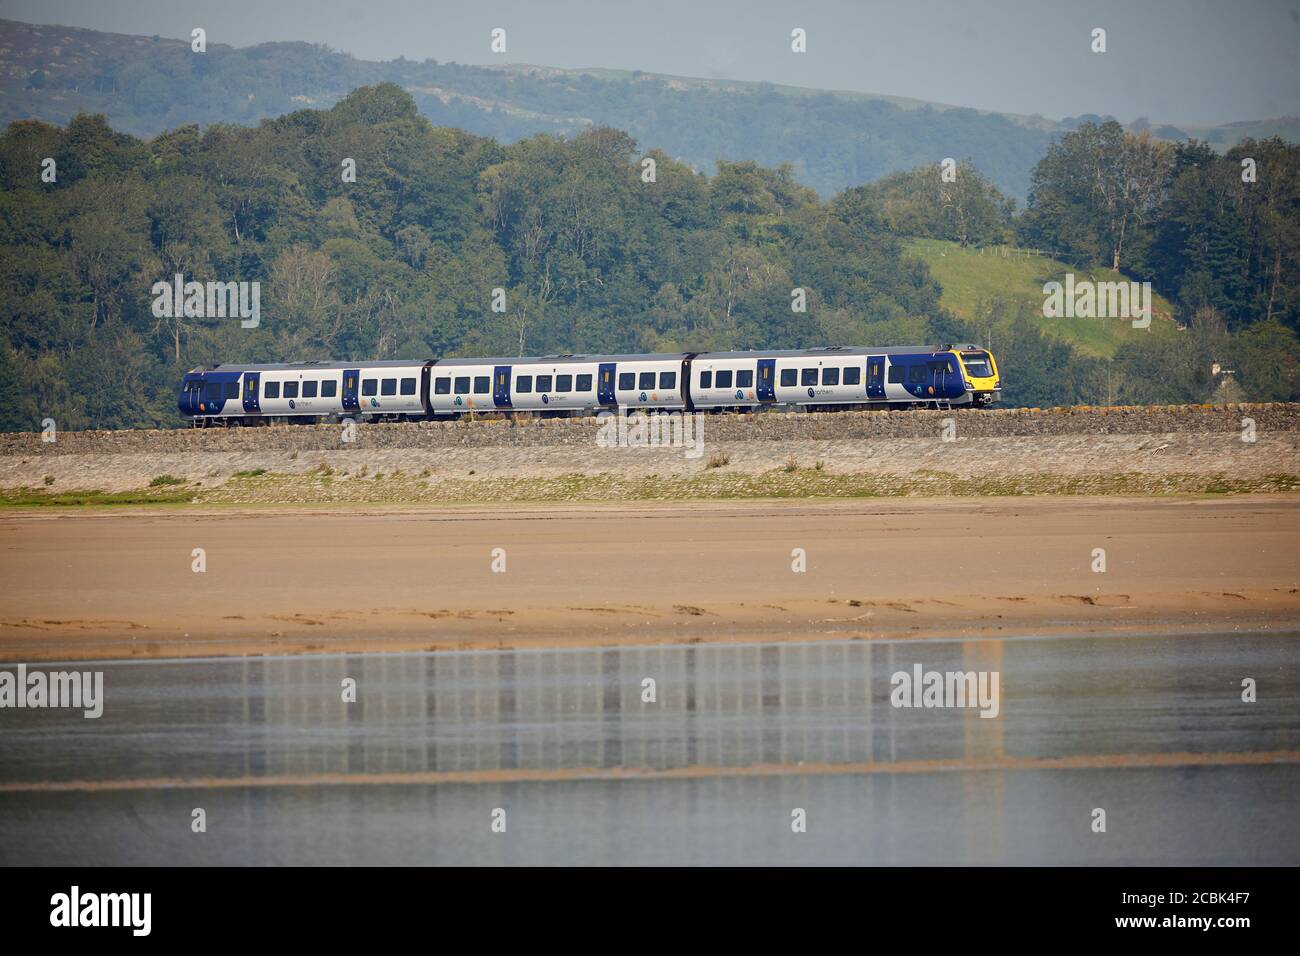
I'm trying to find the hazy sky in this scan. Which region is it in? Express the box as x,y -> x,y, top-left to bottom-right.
3,0 -> 1297,125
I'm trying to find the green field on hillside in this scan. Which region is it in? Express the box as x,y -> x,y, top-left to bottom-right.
905,238 -> 1179,358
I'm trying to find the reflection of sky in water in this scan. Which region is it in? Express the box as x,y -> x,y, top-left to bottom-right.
1,634 -> 1297,865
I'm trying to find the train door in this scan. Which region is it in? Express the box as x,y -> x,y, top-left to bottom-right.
757,358 -> 776,403
493,365 -> 513,408
867,356 -> 885,399
242,371 -> 260,414
598,363 -> 617,407
342,369 -> 360,413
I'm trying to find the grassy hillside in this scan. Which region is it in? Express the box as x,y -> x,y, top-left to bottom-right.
904,238 -> 1179,358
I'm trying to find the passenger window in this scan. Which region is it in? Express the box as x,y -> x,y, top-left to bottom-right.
302,381 -> 318,398
264,381 -> 280,399
204,382 -> 222,401
736,369 -> 753,388
843,367 -> 861,385
908,366 -> 926,384
801,368 -> 818,386
618,372 -> 635,390
401,378 -> 417,395
638,372 -> 655,390
700,371 -> 713,389
659,371 -> 676,389
454,376 -> 470,394
322,381 -> 338,397
780,368 -> 796,387
576,374 -> 593,391
556,374 -> 573,393
516,375 -> 533,393
284,382 -> 299,399
381,378 -> 397,396
536,375 -> 553,392
434,377 -> 450,395
887,365 -> 904,384
716,370 -> 733,389
362,379 -> 378,396
473,376 -> 490,394
822,368 -> 839,386
223,382 -> 239,399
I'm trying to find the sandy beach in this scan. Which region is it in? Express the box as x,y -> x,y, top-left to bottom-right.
1,496 -> 1297,661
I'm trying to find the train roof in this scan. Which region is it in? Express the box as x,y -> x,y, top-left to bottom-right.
432,352 -> 686,367
207,360 -> 429,372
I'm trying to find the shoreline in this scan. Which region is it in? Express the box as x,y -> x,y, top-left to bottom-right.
3,496 -> 1297,663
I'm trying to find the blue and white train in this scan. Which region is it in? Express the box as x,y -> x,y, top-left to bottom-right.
178,345 -> 1002,425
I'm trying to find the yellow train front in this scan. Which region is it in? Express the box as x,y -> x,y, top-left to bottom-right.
951,345 -> 1001,407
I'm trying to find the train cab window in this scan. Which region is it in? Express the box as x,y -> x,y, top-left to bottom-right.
618,372 -> 635,390
381,378 -> 397,396
401,378 -> 417,395
822,368 -> 840,386
556,374 -> 573,393
736,369 -> 753,388
203,382 -> 222,401
433,377 -> 450,395
536,375 -> 553,392
843,366 -> 861,385
454,376 -> 470,394
908,365 -> 926,384
302,381 -> 318,398
264,381 -> 280,399
961,352 -> 994,377
801,368 -> 818,386
577,374 -> 593,391
659,371 -> 676,390
473,376 -> 490,394
700,371 -> 713,389
322,381 -> 338,398
516,375 -> 533,393
887,365 -> 904,384
637,371 -> 655,390
362,379 -> 378,396
780,368 -> 797,387
716,370 -> 733,389
284,382 -> 299,399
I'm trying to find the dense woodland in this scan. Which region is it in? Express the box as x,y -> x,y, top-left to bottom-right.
0,84 -> 1297,430
2,17 -> 1057,200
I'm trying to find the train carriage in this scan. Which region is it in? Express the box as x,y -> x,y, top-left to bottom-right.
179,345 -> 1000,425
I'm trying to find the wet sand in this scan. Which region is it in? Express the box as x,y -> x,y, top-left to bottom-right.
1,496 -> 1298,661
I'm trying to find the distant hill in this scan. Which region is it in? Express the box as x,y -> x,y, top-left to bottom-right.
5,18 -> 1292,201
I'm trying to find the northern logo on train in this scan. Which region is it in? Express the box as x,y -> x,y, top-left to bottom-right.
542,394 -> 549,404
807,387 -> 815,398
289,399 -> 296,409
639,391 -> 648,402
454,395 -> 463,406
734,389 -> 743,400
369,397 -> 379,408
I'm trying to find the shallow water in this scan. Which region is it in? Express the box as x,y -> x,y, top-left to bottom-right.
1,632 -> 1297,864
